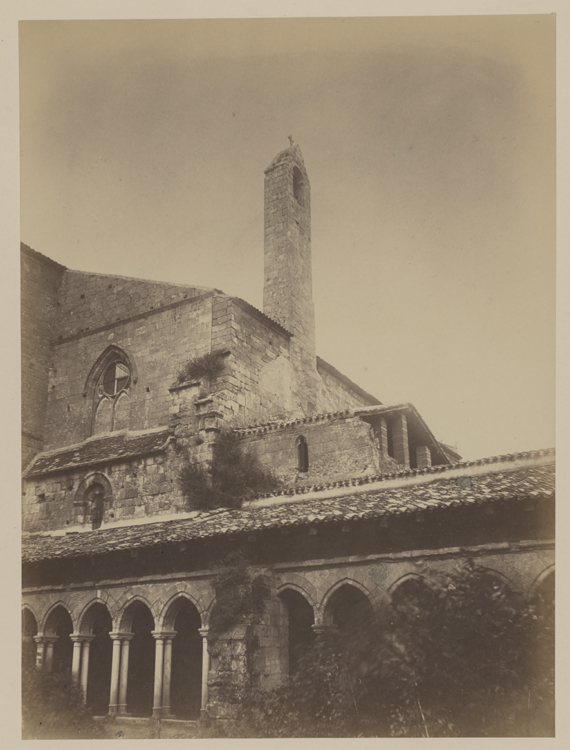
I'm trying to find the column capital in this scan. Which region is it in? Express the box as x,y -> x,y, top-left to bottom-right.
198,627 -> 209,638
151,630 -> 177,641
110,631 -> 134,641
70,633 -> 95,643
34,634 -> 59,644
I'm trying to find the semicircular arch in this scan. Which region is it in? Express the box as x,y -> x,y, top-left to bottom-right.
529,564 -> 555,601
77,599 -> 114,635
468,564 -> 520,596
118,595 -> 157,632
42,601 -> 74,634
321,577 -> 375,613
277,580 -> 317,609
22,603 -> 39,625
387,572 -> 433,596
159,592 -> 205,630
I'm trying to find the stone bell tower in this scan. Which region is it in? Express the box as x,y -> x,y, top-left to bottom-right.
263,143 -> 316,382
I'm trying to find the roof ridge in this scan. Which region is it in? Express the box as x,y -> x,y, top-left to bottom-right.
234,402 -> 423,433
234,408 -> 354,433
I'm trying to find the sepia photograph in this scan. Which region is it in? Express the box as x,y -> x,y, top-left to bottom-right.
17,8 -> 555,740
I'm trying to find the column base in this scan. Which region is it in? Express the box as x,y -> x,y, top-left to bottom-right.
199,709 -> 210,721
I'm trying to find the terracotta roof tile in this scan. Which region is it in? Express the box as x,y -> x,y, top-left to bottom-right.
25,429 -> 171,477
22,454 -> 554,564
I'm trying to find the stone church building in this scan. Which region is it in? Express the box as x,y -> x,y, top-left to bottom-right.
22,145 -> 554,724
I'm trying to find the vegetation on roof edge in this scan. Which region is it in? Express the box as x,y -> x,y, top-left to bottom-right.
176,350 -> 226,385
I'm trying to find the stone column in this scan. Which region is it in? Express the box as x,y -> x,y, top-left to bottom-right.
152,631 -> 165,718
44,637 -> 58,671
378,417 -> 389,455
198,627 -> 210,718
33,635 -> 48,669
311,624 -> 340,651
416,445 -> 432,469
392,411 -> 410,468
108,633 -> 123,715
79,636 -> 95,704
70,635 -> 83,684
161,632 -> 176,718
118,634 -> 134,715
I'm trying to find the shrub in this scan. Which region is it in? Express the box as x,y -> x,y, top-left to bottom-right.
353,566 -> 554,737
178,430 -> 281,510
22,665 -> 107,740
176,351 -> 226,385
219,566 -> 554,738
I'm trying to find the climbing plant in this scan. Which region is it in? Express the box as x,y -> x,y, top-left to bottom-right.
178,430 -> 281,510
201,566 -> 554,738
208,553 -> 270,649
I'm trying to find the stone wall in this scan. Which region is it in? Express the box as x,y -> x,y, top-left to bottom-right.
210,297 -> 292,425
240,416 -> 400,486
316,358 -> 380,411
22,539 -> 554,718
21,246 -> 66,467
43,296 -> 214,449
22,444 -> 182,533
55,269 -> 212,340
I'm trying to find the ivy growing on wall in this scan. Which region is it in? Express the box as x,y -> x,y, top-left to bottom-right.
178,430 -> 281,510
208,553 -> 270,650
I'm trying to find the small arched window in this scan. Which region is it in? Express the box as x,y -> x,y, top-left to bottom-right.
293,166 -> 305,206
86,483 -> 105,530
74,473 -> 113,528
296,435 -> 309,473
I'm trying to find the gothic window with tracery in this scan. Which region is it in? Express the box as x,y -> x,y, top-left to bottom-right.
93,357 -> 132,434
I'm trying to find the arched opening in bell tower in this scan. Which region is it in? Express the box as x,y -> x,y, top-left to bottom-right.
293,166 -> 306,206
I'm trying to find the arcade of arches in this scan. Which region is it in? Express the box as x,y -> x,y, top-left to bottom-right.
23,563 -> 554,719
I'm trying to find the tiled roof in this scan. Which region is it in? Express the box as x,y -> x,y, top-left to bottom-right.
21,243 -> 67,271
234,409 -> 355,435
22,450 -> 554,564
24,428 -> 172,478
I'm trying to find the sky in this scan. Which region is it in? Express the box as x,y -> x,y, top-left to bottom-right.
18,14 -> 555,461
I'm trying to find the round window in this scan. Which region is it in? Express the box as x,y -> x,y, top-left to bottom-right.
102,361 -> 130,396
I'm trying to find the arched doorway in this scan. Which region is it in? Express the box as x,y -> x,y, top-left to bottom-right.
325,584 -> 375,635
83,603 -> 113,716
22,609 -> 37,669
390,576 -> 437,617
123,602 -> 155,717
279,590 -> 314,676
167,599 -> 202,719
45,606 -> 73,674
